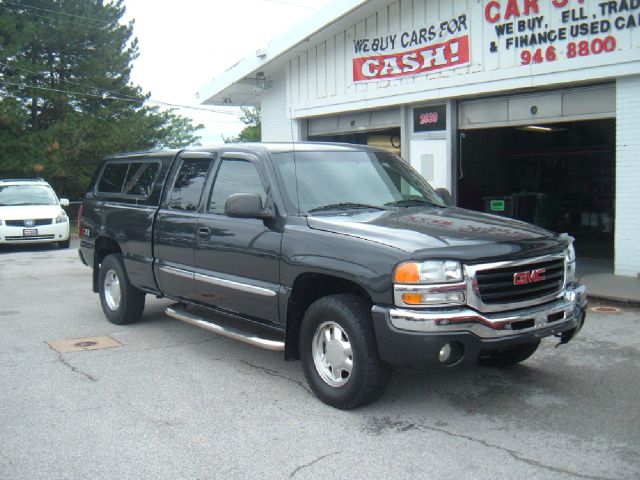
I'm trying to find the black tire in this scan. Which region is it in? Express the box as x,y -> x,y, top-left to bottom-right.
58,239 -> 70,249
300,294 -> 391,410
478,340 -> 541,367
99,253 -> 145,325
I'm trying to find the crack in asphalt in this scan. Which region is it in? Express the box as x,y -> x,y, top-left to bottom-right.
365,416 -> 618,480
288,451 -> 341,479
238,359 -> 312,395
419,423 -> 616,480
56,354 -> 97,382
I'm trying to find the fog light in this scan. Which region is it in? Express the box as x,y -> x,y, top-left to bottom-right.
437,341 -> 465,366
439,343 -> 452,363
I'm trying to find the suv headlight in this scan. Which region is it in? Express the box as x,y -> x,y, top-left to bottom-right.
55,211 -> 68,223
393,261 -> 465,307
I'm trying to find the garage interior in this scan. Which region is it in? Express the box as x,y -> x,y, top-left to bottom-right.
457,119 -> 615,264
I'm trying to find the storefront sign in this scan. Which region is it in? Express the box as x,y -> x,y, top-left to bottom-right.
352,13 -> 471,82
348,1 -> 639,85
413,105 -> 447,132
484,0 -> 640,66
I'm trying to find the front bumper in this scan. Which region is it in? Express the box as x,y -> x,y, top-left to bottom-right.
371,283 -> 587,369
0,222 -> 70,244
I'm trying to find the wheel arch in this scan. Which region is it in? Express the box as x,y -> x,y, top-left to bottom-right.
92,236 -> 122,293
284,272 -> 373,360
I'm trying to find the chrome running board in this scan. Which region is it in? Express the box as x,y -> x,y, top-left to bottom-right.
165,304 -> 285,352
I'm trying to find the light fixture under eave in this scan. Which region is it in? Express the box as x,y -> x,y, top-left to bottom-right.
517,125 -> 566,133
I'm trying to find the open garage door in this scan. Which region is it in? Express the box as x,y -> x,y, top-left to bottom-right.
458,119 -> 615,262
458,85 -> 615,263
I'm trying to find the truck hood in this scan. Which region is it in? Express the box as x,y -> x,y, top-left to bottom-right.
306,206 -> 564,259
0,205 -> 63,220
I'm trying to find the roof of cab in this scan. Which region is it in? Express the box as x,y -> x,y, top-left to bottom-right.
103,142 -> 390,160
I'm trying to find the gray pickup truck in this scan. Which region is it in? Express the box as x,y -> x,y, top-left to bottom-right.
78,143 -> 586,409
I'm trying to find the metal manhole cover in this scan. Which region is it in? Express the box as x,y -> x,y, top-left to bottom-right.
590,306 -> 622,314
47,336 -> 122,353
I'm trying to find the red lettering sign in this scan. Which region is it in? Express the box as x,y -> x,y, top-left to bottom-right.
352,36 -> 470,82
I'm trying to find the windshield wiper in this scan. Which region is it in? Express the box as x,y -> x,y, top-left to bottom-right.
308,202 -> 387,213
384,199 -> 443,207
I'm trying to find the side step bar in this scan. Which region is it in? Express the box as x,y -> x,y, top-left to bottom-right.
165,305 -> 285,352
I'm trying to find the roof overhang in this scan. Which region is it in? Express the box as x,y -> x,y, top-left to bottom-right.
198,0 -> 376,107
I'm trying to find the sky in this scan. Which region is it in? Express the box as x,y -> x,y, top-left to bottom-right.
122,0 -> 334,145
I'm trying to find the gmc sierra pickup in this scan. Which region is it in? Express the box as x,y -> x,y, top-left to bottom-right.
79,143 -> 586,409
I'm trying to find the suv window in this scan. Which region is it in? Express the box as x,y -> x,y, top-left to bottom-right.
167,158 -> 213,211
123,162 -> 160,197
97,163 -> 129,193
209,159 -> 266,214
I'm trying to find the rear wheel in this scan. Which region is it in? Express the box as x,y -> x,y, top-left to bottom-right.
300,294 -> 391,409
479,340 -> 541,367
99,253 -> 145,325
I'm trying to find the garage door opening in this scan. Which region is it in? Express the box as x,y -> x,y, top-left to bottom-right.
308,128 -> 401,155
458,119 -> 615,263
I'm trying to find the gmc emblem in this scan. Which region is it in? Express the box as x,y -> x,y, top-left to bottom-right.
513,268 -> 546,286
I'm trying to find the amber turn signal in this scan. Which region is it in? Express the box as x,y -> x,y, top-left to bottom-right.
394,262 -> 420,283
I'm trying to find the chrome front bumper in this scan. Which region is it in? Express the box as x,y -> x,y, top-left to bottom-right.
384,283 -> 587,339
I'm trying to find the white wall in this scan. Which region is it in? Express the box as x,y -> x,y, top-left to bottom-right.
261,71 -> 302,142
615,76 -> 640,278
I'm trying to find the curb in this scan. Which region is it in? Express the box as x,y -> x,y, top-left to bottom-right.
586,293 -> 640,309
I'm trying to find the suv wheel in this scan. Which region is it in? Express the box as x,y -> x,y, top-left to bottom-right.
300,294 -> 391,409
58,239 -> 70,249
479,340 -> 541,367
99,253 -> 145,325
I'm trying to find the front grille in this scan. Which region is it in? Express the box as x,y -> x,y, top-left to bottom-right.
475,258 -> 565,305
5,219 -> 53,227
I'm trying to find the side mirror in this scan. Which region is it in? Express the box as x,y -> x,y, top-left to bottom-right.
225,193 -> 274,219
59,198 -> 70,207
435,188 -> 453,206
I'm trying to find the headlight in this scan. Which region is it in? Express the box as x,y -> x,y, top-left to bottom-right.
565,241 -> 576,282
394,260 -> 463,284
55,211 -> 68,223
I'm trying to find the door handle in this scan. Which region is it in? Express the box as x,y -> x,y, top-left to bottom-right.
197,227 -> 211,238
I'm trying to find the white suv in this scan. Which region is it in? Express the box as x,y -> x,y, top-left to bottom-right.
0,179 -> 71,248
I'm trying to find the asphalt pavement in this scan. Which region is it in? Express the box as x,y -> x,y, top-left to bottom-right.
1,241 -> 639,480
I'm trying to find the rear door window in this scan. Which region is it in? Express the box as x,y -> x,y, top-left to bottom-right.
97,163 -> 129,193
122,162 -> 160,197
167,157 -> 213,211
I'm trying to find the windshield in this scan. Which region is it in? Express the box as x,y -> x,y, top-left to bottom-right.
272,151 -> 445,213
0,185 -> 58,206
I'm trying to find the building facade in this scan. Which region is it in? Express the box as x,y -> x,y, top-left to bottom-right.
200,0 -> 640,277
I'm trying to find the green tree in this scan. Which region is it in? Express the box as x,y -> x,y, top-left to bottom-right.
224,106 -> 261,143
0,0 -> 202,199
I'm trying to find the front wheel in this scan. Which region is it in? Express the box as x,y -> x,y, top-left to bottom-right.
99,253 -> 145,325
478,340 -> 541,367
300,294 -> 391,409
58,239 -> 70,249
